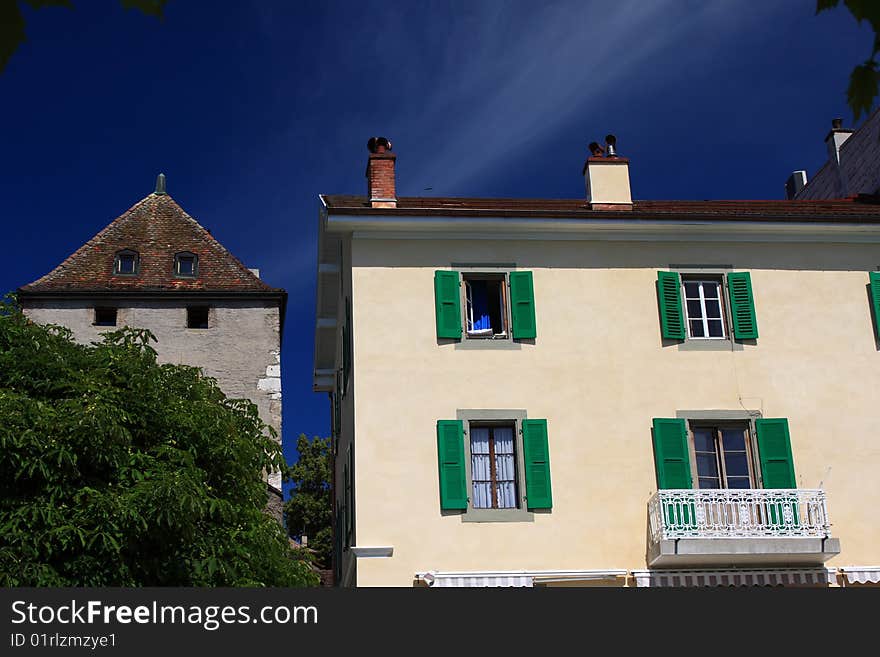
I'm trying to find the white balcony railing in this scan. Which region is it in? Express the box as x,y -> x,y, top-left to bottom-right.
648,489 -> 831,542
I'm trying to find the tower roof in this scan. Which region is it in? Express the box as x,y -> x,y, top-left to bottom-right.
19,192 -> 281,295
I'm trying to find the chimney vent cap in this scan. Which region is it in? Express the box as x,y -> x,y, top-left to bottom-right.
831,118 -> 843,130
367,136 -> 393,154
605,134 -> 618,157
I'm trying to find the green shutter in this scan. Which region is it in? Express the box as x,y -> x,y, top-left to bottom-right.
756,418 -> 798,527
437,420 -> 467,509
344,446 -> 353,543
657,271 -> 685,340
869,272 -> 880,340
522,419 -> 552,509
343,297 -> 352,393
652,418 -> 695,528
434,271 -> 462,339
509,271 -> 537,339
727,272 -> 758,339
756,419 -> 796,488
334,500 -> 343,578
652,418 -> 692,489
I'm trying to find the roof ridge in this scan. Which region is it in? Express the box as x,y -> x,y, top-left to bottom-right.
20,193 -> 281,294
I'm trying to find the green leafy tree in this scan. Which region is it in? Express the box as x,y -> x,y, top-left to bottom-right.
818,1 -> 880,120
0,296 -> 318,586
1,1 -> 167,73
284,435 -> 332,569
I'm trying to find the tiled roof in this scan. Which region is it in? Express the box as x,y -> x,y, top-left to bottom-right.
321,194 -> 880,221
20,193 -> 282,294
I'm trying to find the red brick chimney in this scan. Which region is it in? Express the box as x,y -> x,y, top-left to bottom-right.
366,137 -> 397,208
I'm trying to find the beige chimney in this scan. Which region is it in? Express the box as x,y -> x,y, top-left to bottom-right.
366,137 -> 397,208
583,135 -> 632,210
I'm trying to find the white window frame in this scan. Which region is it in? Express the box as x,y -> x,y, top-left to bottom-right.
683,278 -> 726,340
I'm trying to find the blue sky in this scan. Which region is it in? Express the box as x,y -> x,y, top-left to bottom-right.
0,1 -> 874,494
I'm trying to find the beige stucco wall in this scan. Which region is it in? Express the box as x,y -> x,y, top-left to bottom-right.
347,237 -> 880,586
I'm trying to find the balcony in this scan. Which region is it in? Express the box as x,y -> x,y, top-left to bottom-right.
647,489 -> 840,568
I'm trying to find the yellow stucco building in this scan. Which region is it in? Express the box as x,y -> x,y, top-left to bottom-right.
313,136 -> 880,587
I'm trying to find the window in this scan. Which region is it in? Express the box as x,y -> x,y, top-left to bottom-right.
691,424 -> 753,489
652,417 -> 796,491
93,307 -> 117,327
434,270 -> 536,341
174,252 -> 198,277
463,274 -> 508,339
469,423 -> 517,508
656,270 -> 758,342
436,413 -> 551,520
683,278 -> 726,339
114,250 -> 138,275
187,306 -> 209,329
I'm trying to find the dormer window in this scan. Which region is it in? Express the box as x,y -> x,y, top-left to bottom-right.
114,250 -> 139,275
174,252 -> 198,278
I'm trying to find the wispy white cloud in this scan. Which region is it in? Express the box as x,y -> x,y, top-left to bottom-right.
375,0 -> 787,193
256,0 -> 790,279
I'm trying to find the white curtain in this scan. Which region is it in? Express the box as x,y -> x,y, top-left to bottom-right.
471,428 -> 492,508
493,427 -> 516,509
470,427 -> 516,509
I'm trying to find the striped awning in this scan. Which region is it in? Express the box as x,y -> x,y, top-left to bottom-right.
632,568 -> 836,588
421,572 -> 533,587
422,573 -> 534,587
418,569 -> 628,587
838,567 -> 880,584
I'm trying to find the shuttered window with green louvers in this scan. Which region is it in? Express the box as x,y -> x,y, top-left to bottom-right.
434,271 -> 462,339
342,297 -> 352,394
509,271 -> 537,339
727,272 -> 759,339
652,418 -> 693,489
436,420 -> 468,509
657,271 -> 685,339
869,272 -> 880,340
522,419 -> 552,509
755,418 -> 796,489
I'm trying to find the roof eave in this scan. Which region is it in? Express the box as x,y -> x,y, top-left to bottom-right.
17,288 -> 287,301
322,212 -> 880,243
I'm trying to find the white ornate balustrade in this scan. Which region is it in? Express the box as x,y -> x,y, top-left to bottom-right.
648,489 -> 831,542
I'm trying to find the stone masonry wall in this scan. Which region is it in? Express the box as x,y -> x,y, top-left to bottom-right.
22,299 -> 283,491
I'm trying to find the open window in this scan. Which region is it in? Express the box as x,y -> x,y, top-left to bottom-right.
434,270 -> 537,342
463,274 -> 508,339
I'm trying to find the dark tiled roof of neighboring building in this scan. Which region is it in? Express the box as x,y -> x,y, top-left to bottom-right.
321,194 -> 880,221
20,193 -> 282,294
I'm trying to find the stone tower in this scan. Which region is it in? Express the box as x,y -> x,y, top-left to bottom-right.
17,177 -> 287,519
